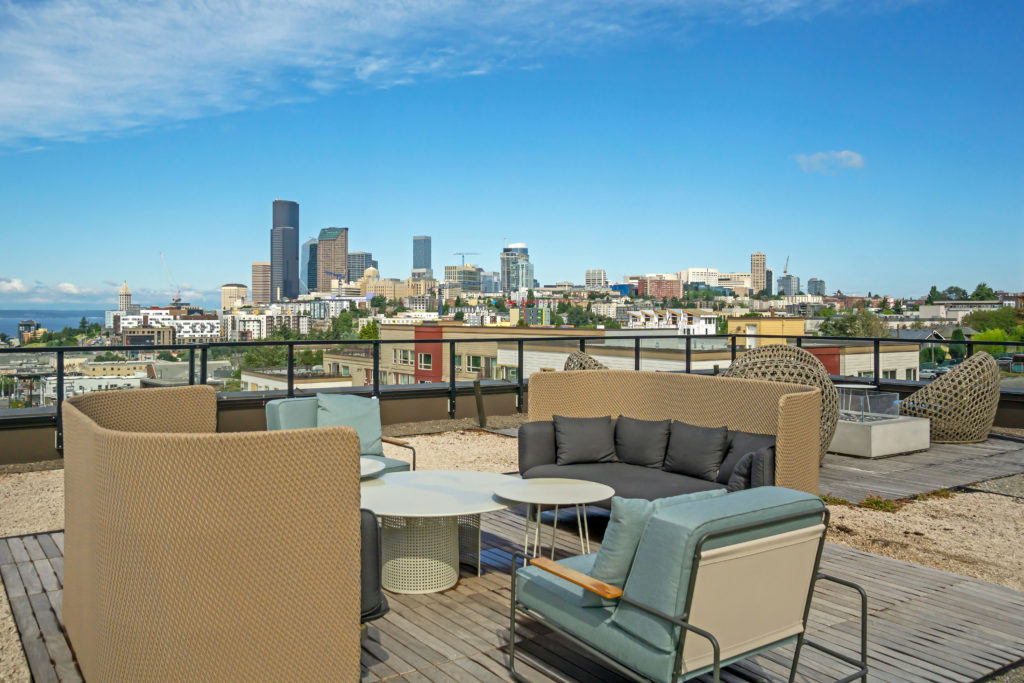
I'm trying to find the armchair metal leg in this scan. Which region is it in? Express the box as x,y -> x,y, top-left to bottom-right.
799,573 -> 869,683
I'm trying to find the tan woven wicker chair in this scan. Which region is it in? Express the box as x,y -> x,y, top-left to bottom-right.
900,352 -> 1001,443
62,385 -> 363,682
563,350 -> 608,371
723,345 -> 839,464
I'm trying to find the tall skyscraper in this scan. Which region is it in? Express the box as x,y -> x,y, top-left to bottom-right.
751,252 -> 766,293
777,274 -> 800,296
807,278 -> 826,296
300,238 -> 318,294
500,243 -> 530,293
118,281 -> 132,311
270,199 -> 300,301
251,262 -> 271,303
413,236 -> 431,270
316,227 -> 349,292
764,268 -> 774,296
347,251 -> 378,279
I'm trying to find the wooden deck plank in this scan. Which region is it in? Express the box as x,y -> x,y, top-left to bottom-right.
3,494 -> 1024,683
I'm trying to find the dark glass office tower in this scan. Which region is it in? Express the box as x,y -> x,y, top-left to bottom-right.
270,200 -> 300,301
413,235 -> 431,271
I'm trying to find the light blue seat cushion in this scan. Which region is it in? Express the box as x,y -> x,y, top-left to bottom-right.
516,554 -> 676,683
611,487 -> 825,653
317,394 -> 385,457
582,489 -> 727,608
265,396 -> 318,431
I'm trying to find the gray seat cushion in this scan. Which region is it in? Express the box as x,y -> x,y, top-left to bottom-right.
523,463 -> 726,505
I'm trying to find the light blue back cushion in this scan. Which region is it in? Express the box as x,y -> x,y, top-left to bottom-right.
581,489 -> 727,608
265,396 -> 318,431
610,487 -> 825,652
316,394 -> 384,457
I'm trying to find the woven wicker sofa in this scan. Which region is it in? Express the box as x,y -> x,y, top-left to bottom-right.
519,370 -> 822,496
62,385 -> 364,682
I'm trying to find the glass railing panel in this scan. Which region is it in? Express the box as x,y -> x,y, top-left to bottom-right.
320,342 -> 375,389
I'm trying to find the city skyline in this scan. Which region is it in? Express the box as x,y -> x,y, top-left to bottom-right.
1,1 -> 1022,307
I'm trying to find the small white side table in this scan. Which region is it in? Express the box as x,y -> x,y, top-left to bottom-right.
494,478 -> 614,559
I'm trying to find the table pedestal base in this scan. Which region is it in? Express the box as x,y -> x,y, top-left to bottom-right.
380,514 -> 484,594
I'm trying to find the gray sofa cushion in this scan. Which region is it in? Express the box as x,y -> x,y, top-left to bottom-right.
663,422 -> 729,481
553,415 -> 617,465
523,463 -> 725,505
518,421 -> 557,474
718,430 -> 776,484
615,416 -> 671,468
727,446 -> 776,491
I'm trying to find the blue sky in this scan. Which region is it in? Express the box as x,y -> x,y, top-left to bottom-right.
0,0 -> 1021,308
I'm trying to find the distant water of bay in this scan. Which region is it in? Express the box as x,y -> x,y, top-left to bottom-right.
0,309 -> 105,337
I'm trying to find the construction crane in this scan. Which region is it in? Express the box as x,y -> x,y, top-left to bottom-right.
783,255 -> 790,275
159,252 -> 182,306
453,251 -> 479,266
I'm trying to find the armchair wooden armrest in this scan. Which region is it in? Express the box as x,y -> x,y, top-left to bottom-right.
530,558 -> 622,599
381,436 -> 409,446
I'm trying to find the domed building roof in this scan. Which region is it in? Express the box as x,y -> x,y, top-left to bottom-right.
119,281 -> 131,295
363,266 -> 380,279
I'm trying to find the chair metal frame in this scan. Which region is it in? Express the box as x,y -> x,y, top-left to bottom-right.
507,507 -> 868,683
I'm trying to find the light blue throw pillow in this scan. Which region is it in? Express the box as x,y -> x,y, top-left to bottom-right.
581,489 -> 728,607
316,394 -> 384,457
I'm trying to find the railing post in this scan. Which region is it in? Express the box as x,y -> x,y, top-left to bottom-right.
56,350 -> 64,451
199,346 -> 208,385
448,342 -> 457,418
796,336 -> 803,348
516,340 -> 525,413
579,338 -> 586,353
872,340 -> 880,387
685,336 -> 692,373
286,344 -> 295,398
188,347 -> 196,385
634,338 -> 641,371
730,336 -> 737,362
372,342 -> 380,398
967,341 -> 974,358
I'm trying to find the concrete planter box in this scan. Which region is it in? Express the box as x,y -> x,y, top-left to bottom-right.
829,415 -> 930,458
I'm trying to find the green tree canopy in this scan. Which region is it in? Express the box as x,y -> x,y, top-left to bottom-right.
942,286 -> 969,301
358,320 -> 380,339
925,285 -> 941,305
817,309 -> 890,338
969,282 -> 997,301
962,306 -> 1021,334
93,351 -> 126,362
156,351 -> 181,362
453,311 -> 465,321
947,328 -> 967,360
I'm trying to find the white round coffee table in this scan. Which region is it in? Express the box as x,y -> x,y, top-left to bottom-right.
361,470 -> 515,594
494,478 -> 614,559
360,457 -> 386,479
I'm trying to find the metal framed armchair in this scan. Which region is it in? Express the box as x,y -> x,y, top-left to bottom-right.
508,487 -> 868,683
266,393 -> 416,471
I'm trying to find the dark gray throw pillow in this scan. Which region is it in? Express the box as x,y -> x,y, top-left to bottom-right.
663,422 -> 729,481
718,430 -> 776,484
615,416 -> 671,468
553,415 -> 617,465
726,451 -> 755,492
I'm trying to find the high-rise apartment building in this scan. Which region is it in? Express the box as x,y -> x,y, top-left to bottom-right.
270,200 -> 300,301
585,269 -> 608,289
751,252 -> 766,293
807,278 -> 826,296
764,268 -> 774,296
316,227 -> 349,292
413,236 -> 431,271
251,262 -> 271,304
500,243 -> 531,293
347,251 -> 378,279
480,271 -> 501,293
444,264 -> 482,292
777,274 -> 800,296
221,283 -> 247,310
300,238 -> 318,294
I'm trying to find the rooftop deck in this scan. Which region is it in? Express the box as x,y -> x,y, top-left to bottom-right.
4,503 -> 1023,682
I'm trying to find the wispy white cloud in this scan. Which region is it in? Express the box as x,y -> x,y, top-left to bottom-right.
0,277 -> 29,293
793,150 -> 865,173
0,0 -> 923,145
